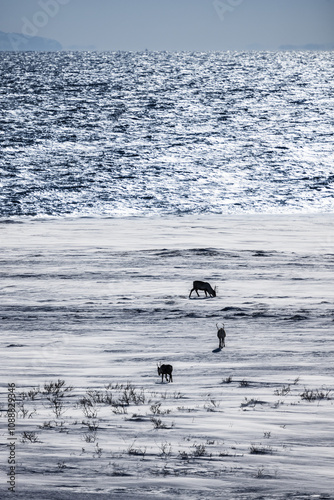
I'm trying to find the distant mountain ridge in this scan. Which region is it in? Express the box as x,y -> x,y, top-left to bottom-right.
0,30 -> 62,51
279,43 -> 334,51
1,31 -> 333,52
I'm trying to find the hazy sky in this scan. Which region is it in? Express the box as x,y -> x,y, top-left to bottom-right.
0,0 -> 333,51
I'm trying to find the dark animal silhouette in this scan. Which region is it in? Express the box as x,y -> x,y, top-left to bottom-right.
216,323 -> 226,349
189,280 -> 216,298
157,363 -> 173,382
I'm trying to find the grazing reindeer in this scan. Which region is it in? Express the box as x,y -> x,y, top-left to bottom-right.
189,280 -> 216,298
217,323 -> 226,349
157,363 -> 173,383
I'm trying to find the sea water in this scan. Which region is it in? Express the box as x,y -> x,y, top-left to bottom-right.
0,50 -> 333,218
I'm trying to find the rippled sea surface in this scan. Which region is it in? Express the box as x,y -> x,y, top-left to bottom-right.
0,51 -> 333,218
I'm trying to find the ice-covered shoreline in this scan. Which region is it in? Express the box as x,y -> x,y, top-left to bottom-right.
1,212 -> 333,251
0,214 -> 333,499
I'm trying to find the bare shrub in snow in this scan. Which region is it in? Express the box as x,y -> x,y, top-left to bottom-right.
300,388 -> 332,401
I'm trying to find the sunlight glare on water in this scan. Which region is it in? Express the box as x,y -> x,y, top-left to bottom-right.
0,50 -> 333,218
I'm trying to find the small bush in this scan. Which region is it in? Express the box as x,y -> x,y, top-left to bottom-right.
16,402 -> 35,419
150,402 -> 162,415
117,383 -> 145,405
219,450 -> 232,457
21,431 -> 39,443
127,446 -> 146,457
274,385 -> 290,396
39,421 -> 55,429
86,390 -> 105,404
20,387 -> 40,401
173,391 -> 185,399
249,444 -> 273,455
151,417 -> 167,429
158,441 -> 172,458
78,397 -> 98,418
43,379 -> 73,397
112,404 -> 128,414
204,398 -> 220,412
241,398 -> 266,408
83,432 -> 97,443
300,388 -> 332,402
192,443 -> 206,457
93,443 -> 103,458
82,419 -> 99,432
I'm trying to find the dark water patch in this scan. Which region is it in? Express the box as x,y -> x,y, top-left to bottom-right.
223,310 -> 278,319
204,312 -> 221,318
154,248 -> 223,258
184,312 -> 203,318
0,219 -> 24,224
221,306 -> 244,312
119,307 -> 178,317
151,249 -> 185,258
251,311 -> 277,318
225,312 -> 249,318
252,250 -> 275,257
162,311 -> 202,319
190,248 -> 221,257
103,350 -> 126,354
220,304 -> 301,320
189,297 -> 216,303
6,344 -> 25,348
0,271 -> 104,280
285,314 -> 309,321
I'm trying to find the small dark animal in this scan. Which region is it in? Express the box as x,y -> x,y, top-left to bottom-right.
157,363 -> 173,383
189,280 -> 216,298
217,323 -> 226,349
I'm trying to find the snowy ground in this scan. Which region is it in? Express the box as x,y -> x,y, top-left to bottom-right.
0,214 -> 333,499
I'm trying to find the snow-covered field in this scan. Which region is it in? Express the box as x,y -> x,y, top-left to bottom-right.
1,214 -> 333,499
